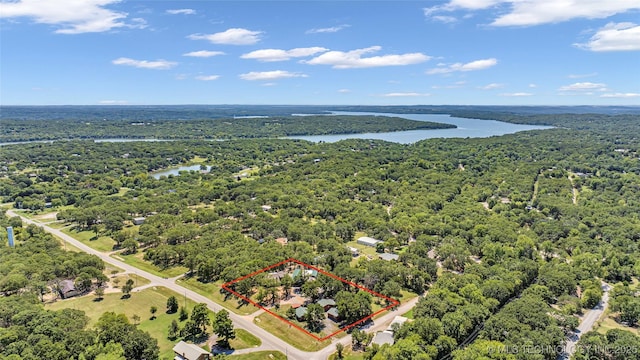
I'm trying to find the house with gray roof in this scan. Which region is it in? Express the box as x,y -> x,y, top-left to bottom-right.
173,341 -> 210,360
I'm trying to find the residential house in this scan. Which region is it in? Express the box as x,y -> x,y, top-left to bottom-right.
295,306 -> 308,321
386,316 -> 409,332
327,307 -> 341,322
173,341 -> 210,360
317,298 -> 336,311
58,279 -> 80,299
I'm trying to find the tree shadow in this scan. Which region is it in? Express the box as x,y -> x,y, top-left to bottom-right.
120,294 -> 131,300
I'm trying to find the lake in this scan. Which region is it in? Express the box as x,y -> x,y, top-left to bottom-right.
287,112 -> 553,144
151,165 -> 211,179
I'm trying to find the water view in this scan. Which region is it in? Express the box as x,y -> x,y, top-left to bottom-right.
151,165 -> 211,179
287,112 -> 553,144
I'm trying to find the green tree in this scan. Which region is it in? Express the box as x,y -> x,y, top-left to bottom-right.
305,303 -> 326,332
121,279 -> 134,298
179,306 -> 189,321
213,309 -> 235,348
168,319 -> 180,340
190,303 -> 210,333
336,342 -> 345,359
94,287 -> 105,301
150,306 -> 157,320
167,295 -> 179,314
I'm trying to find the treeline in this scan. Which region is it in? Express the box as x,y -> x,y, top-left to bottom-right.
0,115 -> 454,142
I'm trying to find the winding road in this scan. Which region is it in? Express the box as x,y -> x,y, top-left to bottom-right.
560,282 -> 611,359
7,209 -> 418,360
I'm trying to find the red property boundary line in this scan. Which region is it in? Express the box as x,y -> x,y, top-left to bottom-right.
221,258 -> 400,341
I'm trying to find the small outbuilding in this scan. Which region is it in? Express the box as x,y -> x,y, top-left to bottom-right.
347,246 -> 359,256
357,236 -> 382,247
133,217 -> 146,225
378,253 -> 400,261
173,341 -> 210,360
372,331 -> 395,346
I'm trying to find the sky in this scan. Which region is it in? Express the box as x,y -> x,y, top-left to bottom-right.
1,0 -> 639,106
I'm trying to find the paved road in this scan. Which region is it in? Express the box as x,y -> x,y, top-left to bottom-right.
9,209 -> 418,360
561,282 -> 611,359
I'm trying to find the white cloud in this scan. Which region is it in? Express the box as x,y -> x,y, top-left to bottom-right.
600,92 -> 640,98
338,89 -> 351,93
424,0 -> 640,26
575,22 -> 640,52
241,47 -> 328,62
306,24 -> 350,34
529,83 -> 537,88
166,9 -> 196,15
195,75 -> 220,81
112,57 -> 177,70
558,82 -> 608,91
479,83 -> 503,90
0,0 -> 140,34
500,92 -> 533,96
427,58 -> 497,74
381,92 -> 431,97
239,70 -> 308,81
183,50 -> 226,58
188,28 -> 262,45
432,15 -> 458,23
304,46 -> 431,69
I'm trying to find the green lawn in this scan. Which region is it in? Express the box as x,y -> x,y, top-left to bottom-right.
253,312 -> 330,352
402,308 -> 414,319
46,286 -> 214,360
229,329 -> 262,350
229,351 -> 287,360
110,273 -> 151,289
62,227 -> 116,252
51,233 -> 82,252
329,347 -> 365,360
596,311 -> 639,336
177,277 -> 258,316
113,252 -> 188,278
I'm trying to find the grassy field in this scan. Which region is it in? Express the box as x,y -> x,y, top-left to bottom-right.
62,227 -> 116,252
596,310 -> 639,336
51,233 -> 82,252
253,312 -> 331,352
110,273 -> 151,289
229,351 -> 287,359
46,286 -> 213,360
329,347 -> 365,360
113,252 -> 188,278
229,329 -> 262,350
177,277 -> 258,316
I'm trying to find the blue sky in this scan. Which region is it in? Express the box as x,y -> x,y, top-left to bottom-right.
1,0 -> 639,105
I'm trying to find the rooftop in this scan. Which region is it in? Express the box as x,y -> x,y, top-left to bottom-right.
172,341 -> 209,360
